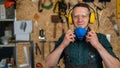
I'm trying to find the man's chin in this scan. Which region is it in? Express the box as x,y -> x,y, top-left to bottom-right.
77,26 -> 84,28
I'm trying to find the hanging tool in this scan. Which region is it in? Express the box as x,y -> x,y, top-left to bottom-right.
38,0 -> 43,12
39,29 -> 46,60
42,0 -> 53,10
41,40 -> 45,60
19,46 -> 30,68
53,0 -> 69,30
35,43 -> 41,55
39,29 -> 45,40
60,15 -> 67,34
53,0 -> 67,15
48,41 -> 51,53
51,15 -> 59,38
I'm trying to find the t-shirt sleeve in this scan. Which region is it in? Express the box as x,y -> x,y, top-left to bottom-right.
97,33 -> 118,59
54,34 -> 65,49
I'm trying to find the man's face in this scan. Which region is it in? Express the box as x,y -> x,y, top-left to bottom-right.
72,7 -> 90,29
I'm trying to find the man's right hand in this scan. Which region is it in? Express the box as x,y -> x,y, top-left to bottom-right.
61,30 -> 75,48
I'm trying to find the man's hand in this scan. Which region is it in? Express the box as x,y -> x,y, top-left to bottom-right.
86,30 -> 100,48
61,30 -> 75,48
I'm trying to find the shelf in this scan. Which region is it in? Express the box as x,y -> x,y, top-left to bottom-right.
0,19 -> 14,21
0,44 -> 15,47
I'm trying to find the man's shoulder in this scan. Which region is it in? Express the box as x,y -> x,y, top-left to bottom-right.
96,33 -> 106,38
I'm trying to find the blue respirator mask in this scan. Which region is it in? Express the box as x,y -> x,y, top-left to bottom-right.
74,27 -> 87,40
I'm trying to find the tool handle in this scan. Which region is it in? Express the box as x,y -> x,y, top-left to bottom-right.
53,23 -> 57,38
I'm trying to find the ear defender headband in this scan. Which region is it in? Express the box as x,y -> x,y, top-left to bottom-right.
67,3 -> 96,25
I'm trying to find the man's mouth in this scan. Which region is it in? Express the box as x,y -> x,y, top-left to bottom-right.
78,23 -> 83,25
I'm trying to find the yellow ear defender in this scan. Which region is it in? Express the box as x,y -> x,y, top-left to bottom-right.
67,8 -> 96,25
89,12 -> 95,24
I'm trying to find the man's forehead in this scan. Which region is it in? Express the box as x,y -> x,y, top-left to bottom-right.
72,7 -> 90,14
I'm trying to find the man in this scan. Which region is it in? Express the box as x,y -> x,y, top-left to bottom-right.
45,3 -> 120,68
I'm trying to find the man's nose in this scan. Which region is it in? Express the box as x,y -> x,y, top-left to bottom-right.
78,16 -> 83,22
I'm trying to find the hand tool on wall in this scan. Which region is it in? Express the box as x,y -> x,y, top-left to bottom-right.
53,0 -> 69,30
41,40 -> 45,60
60,15 -> 67,34
53,0 -> 67,15
48,41 -> 51,53
51,15 -> 59,38
38,0 -> 43,12
62,21 -> 65,34
39,29 -> 46,60
35,43 -> 41,55
19,46 -> 30,68
35,43 -> 43,68
42,0 -> 53,10
39,29 -> 45,40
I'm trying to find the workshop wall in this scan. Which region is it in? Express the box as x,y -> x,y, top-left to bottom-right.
16,0 -> 120,68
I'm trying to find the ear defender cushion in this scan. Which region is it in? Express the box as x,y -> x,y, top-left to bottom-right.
89,12 -> 95,24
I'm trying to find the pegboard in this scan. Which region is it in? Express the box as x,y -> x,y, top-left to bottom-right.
16,0 -> 120,68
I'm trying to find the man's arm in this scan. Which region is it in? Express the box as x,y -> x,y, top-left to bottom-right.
86,30 -> 120,68
45,43 -> 65,68
95,43 -> 120,68
45,30 -> 75,68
